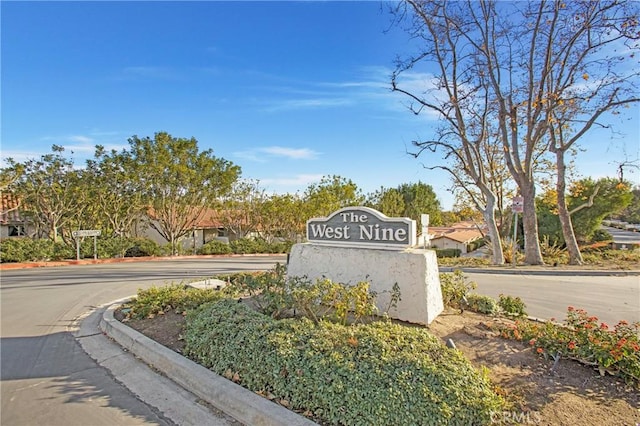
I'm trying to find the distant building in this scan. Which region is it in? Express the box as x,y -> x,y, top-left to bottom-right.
0,193 -> 33,239
426,222 -> 486,254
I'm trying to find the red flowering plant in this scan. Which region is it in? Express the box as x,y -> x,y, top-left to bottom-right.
495,306 -> 640,386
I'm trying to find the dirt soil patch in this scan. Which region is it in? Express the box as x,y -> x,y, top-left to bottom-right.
116,308 -> 640,425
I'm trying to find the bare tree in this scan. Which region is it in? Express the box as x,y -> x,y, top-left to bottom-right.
392,0 -> 639,264
540,0 -> 640,264
391,0 -> 512,264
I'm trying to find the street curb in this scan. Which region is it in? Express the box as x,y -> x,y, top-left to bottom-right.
100,302 -> 317,426
0,253 -> 287,270
438,267 -> 640,276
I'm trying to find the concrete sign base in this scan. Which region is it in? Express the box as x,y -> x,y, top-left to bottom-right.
287,243 -> 444,325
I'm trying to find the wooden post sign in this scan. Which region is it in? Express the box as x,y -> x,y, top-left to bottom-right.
306,207 -> 416,250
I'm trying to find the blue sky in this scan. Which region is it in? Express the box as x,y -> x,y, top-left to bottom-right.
2,1 -> 638,210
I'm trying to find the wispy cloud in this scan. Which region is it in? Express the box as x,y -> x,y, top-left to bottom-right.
116,66 -> 182,81
39,133 -> 128,153
260,173 -> 324,188
1,132 -> 129,167
250,65 -> 441,120
262,97 -> 353,112
68,135 -> 95,144
233,146 -> 320,162
262,146 -> 319,159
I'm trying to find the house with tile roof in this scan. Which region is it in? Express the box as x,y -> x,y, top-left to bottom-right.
0,193 -> 33,238
427,222 -> 486,254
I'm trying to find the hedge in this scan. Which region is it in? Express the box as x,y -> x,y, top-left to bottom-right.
184,300 -> 505,425
435,248 -> 461,258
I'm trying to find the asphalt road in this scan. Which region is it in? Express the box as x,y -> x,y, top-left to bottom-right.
1,255 -> 638,425
467,272 -> 640,326
0,255 -> 286,426
604,225 -> 640,245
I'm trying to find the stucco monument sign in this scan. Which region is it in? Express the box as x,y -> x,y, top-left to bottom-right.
306,207 -> 416,250
287,207 -> 443,325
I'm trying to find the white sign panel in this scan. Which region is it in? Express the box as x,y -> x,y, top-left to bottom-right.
72,230 -> 101,238
512,196 -> 524,213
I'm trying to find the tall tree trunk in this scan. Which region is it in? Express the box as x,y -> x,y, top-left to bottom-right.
483,194 -> 504,265
556,151 -> 583,265
520,183 -> 544,265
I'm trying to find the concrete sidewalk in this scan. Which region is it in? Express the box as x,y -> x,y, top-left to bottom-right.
78,299 -> 317,426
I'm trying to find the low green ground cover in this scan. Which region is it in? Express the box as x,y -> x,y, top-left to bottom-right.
184,299 -> 505,425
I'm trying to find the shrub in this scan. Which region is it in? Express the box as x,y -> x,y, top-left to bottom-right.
184,300 -> 506,425
0,238 -> 30,262
124,238 -> 162,257
500,239 -> 525,264
539,235 -> 567,265
466,294 -> 499,315
198,240 -> 232,255
230,238 -> 270,254
590,228 -> 613,243
581,248 -> 640,267
436,257 -> 491,267
225,265 -> 396,324
0,238 -> 74,262
435,248 -> 461,258
467,237 -> 487,253
51,241 -> 75,260
267,240 -> 295,254
498,294 -> 528,317
439,270 -> 477,309
496,308 -> 640,386
122,283 -> 230,320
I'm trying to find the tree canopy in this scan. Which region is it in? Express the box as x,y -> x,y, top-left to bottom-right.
127,132 -> 241,254
538,178 -> 633,244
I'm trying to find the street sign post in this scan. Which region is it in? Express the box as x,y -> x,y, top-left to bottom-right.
511,197 -> 523,267
421,213 -> 430,249
72,230 -> 101,260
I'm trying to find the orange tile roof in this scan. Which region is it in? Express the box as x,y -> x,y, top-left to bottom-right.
146,206 -> 224,229
432,229 -> 483,243
0,192 -> 23,224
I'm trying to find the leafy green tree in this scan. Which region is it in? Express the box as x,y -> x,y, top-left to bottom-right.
0,163 -> 24,191
613,186 -> 640,224
304,175 -> 364,218
127,132 -> 240,255
365,186 -> 405,217
397,182 -> 443,226
570,179 -> 633,242
259,193 -> 307,242
4,145 -> 83,241
216,179 -> 265,239
366,182 -> 442,225
538,178 -> 633,244
84,146 -> 146,238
